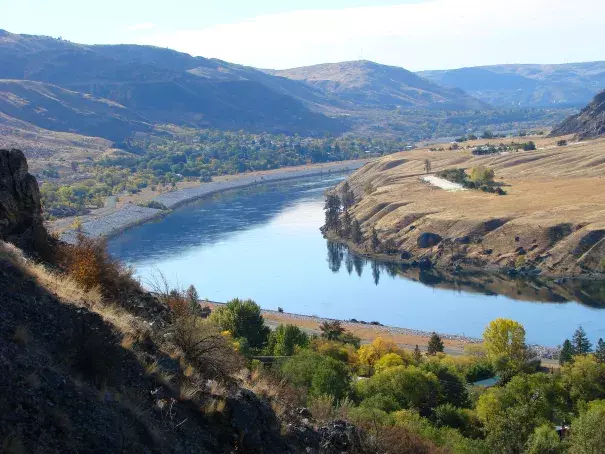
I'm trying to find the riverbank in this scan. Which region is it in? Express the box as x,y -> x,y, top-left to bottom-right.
204,302 -> 560,362
335,136 -> 605,279
57,159 -> 370,243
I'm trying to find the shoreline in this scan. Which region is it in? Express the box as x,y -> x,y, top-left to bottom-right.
58,159 -> 370,243
204,301 -> 560,361
323,229 -> 605,282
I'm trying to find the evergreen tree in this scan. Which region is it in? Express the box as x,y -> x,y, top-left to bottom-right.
371,226 -> 380,252
424,159 -> 431,174
185,284 -> 200,313
351,219 -> 363,244
341,210 -> 352,238
413,345 -> 423,364
427,332 -> 444,355
340,181 -> 355,212
596,338 -> 605,363
572,326 -> 593,355
323,194 -> 341,231
559,339 -> 574,365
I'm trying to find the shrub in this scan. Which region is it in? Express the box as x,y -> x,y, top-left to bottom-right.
172,313 -> 242,379
139,201 -> 167,210
59,233 -> 139,301
556,139 -> 568,147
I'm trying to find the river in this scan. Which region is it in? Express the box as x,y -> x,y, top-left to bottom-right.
108,173 -> 605,346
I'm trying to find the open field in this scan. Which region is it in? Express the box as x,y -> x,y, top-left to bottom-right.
340,135 -> 605,278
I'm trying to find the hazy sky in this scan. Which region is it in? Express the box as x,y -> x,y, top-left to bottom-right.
2,0 -> 604,70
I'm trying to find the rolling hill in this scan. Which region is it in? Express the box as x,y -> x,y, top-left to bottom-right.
271,60 -> 487,110
419,62 -> 605,108
0,30 -> 345,137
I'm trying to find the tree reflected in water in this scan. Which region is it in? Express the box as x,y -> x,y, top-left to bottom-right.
325,240 -> 605,307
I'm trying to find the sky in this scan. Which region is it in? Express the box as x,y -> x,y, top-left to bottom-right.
2,0 -> 604,71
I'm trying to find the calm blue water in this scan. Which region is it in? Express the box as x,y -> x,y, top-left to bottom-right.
108,174 -> 605,346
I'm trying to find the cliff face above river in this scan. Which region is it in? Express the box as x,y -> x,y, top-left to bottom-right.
0,148 -> 49,254
331,137 -> 605,278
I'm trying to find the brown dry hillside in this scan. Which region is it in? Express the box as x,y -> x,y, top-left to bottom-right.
336,136 -> 605,278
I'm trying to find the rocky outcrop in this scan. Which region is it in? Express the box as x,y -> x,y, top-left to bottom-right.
0,149 -> 47,252
550,90 -> 605,139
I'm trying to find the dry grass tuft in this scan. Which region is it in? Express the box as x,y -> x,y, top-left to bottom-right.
179,381 -> 203,401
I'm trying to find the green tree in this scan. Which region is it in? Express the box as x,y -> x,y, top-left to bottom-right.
561,355 -> 605,403
477,373 -> 564,454
351,219 -> 363,244
356,365 -> 439,416
413,345 -> 423,364
341,210 -> 352,238
324,194 -> 341,231
185,284 -> 199,313
523,141 -> 536,151
559,339 -> 574,365
569,400 -> 605,454
483,318 -> 527,370
427,332 -> 444,355
210,298 -> 270,350
266,324 -> 309,356
421,361 -> 469,408
572,326 -> 593,355
371,226 -> 380,252
470,165 -> 495,186
596,338 -> 605,363
424,159 -> 431,174
281,350 -> 350,400
375,353 -> 404,373
526,424 -> 563,454
340,181 -> 355,212
319,320 -> 345,341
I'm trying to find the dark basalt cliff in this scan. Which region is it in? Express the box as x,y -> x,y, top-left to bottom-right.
0,148 -> 47,252
550,90 -> 605,139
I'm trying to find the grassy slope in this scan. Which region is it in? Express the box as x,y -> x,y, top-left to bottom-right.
339,136 -> 605,277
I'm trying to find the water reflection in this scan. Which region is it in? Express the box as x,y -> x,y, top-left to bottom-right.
326,240 -> 605,307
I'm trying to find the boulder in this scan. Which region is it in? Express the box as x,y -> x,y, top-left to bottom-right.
417,232 -> 442,248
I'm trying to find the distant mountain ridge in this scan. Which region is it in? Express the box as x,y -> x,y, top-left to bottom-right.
270,60 -> 487,110
0,29 -> 600,145
0,30 -> 345,138
550,90 -> 605,139
419,62 -> 605,108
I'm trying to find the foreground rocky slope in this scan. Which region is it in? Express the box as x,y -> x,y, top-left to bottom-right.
550,90 -> 605,139
330,137 -> 605,278
0,149 -> 372,453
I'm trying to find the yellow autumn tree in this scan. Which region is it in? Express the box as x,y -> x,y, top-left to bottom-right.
375,352 -> 405,373
358,336 -> 402,368
483,318 -> 527,368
